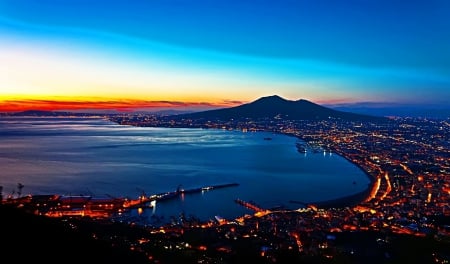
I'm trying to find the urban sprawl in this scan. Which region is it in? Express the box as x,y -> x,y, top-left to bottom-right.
3,113 -> 450,263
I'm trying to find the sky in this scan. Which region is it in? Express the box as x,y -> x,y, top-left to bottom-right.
1,0 -> 449,113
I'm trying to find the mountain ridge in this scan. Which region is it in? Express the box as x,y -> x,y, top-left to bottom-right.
174,95 -> 387,122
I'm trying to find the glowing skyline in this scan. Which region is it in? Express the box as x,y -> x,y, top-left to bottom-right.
1,0 -> 449,112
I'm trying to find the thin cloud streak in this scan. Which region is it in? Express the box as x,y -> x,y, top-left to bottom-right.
0,98 -> 240,112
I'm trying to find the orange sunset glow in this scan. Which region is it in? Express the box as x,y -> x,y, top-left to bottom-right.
0,96 -> 242,112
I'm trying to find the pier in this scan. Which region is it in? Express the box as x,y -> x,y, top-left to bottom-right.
124,183 -> 240,209
234,198 -> 272,217
178,183 -> 239,194
8,183 -> 240,218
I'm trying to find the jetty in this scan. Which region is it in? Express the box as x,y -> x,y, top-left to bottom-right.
4,183 -> 239,218
125,183 -> 240,208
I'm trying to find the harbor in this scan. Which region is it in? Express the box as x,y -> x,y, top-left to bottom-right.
126,182 -> 240,208
0,117 -> 373,226
4,183 -> 240,219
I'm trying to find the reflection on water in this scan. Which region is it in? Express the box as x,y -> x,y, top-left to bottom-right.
0,117 -> 370,222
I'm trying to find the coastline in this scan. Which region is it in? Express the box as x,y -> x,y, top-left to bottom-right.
7,116 -> 375,213
117,123 -> 377,211
311,187 -> 372,209
289,134 -> 376,209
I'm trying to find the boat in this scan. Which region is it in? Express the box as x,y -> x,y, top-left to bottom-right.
295,142 -> 307,153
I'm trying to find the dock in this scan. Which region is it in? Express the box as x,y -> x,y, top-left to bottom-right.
125,183 -> 240,208
234,198 -> 272,217
9,183 -> 240,218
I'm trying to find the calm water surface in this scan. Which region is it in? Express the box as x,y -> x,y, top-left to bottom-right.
0,117 -> 370,223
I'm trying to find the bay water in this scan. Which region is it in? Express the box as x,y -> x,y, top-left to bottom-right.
0,117 -> 370,223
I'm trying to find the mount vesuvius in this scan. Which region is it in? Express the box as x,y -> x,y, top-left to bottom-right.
173,95 -> 387,122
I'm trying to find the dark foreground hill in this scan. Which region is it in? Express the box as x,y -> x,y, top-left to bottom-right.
175,95 -> 387,122
0,204 -> 148,264
2,204 -> 449,263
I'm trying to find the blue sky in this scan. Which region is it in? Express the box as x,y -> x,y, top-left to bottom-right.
1,0 -> 449,112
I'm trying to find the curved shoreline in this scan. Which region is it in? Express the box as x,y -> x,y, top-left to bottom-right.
113,122 -> 377,210
261,130 -> 375,209
310,188 -> 372,209
288,134 -> 376,209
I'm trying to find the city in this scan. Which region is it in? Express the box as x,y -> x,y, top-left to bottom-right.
3,113 -> 449,263
2,1 -> 450,263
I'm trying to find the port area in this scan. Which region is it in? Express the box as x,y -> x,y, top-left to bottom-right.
128,182 -> 240,208
2,183 -> 239,219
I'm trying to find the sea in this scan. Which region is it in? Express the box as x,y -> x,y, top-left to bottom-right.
0,117 -> 370,224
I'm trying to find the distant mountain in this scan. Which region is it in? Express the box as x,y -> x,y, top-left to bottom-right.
9,110 -> 102,117
173,95 -> 387,122
11,110 -> 63,116
326,102 -> 450,119
152,109 -> 195,116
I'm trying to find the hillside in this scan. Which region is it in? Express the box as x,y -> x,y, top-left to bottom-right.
175,95 -> 387,122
